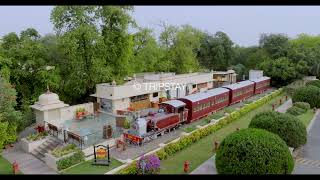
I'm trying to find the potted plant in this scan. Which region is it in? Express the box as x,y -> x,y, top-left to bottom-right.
76,108 -> 86,119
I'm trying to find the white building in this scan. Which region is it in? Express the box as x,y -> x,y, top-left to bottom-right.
249,70 -> 264,80
91,71 -> 237,114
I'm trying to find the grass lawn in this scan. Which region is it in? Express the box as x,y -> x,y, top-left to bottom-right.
0,156 -> 13,174
61,158 -> 123,174
297,110 -> 315,127
159,93 -> 285,174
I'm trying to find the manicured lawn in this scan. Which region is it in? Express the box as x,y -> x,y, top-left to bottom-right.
297,110 -> 315,127
159,93 -> 285,174
61,158 -> 123,174
0,156 -> 13,174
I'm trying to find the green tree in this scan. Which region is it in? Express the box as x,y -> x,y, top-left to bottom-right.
57,25 -> 112,104
259,57 -> 297,86
0,77 -> 21,144
132,28 -> 164,73
198,31 -> 234,70
168,25 -> 203,73
259,33 -> 290,59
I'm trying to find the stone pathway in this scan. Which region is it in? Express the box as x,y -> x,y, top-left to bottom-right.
1,143 -> 57,174
276,99 -> 292,113
293,109 -> 320,174
190,155 -> 217,174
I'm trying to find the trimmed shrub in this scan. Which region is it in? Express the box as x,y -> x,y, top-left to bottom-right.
293,102 -> 310,111
249,111 -> 307,148
57,150 -> 85,171
136,154 -> 160,174
287,106 -> 306,116
118,161 -> 138,174
215,128 -> 294,174
292,85 -> 320,108
306,80 -> 320,88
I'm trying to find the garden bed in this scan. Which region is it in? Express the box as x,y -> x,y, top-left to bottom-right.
45,144 -> 84,171
61,158 -> 123,174
20,134 -> 49,153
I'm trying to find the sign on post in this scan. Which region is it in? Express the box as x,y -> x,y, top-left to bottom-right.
92,144 -> 111,166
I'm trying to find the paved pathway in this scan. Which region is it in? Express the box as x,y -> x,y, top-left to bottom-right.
293,109 -> 320,174
1,143 -> 57,174
190,155 -> 217,174
276,99 -> 292,113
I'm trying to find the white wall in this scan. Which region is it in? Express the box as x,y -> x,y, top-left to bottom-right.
60,102 -> 94,121
111,98 -> 130,113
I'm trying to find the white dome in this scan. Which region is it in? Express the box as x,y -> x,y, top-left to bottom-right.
38,92 -> 60,105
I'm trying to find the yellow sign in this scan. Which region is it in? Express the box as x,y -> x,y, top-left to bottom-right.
96,148 -> 107,159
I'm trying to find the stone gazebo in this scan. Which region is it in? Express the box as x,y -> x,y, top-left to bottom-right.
30,87 -> 69,126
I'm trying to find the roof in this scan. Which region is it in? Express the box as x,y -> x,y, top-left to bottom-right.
162,100 -> 186,108
249,76 -> 270,83
222,80 -> 254,90
180,88 -> 229,103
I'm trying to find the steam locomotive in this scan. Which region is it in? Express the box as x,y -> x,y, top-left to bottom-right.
123,76 -> 271,145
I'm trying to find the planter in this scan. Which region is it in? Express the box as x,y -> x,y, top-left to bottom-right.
21,136 -> 48,153
45,151 -> 76,171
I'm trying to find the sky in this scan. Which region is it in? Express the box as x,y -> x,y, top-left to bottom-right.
1,6 -> 320,47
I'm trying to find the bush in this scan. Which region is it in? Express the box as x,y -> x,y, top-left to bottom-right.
293,102 -> 310,111
118,161 -> 138,174
287,106 -> 306,116
57,150 -> 85,171
306,80 -> 320,88
52,144 -> 78,158
136,154 -> 160,174
26,132 -> 48,141
292,85 -> 320,108
249,111 -> 307,148
215,128 -> 294,174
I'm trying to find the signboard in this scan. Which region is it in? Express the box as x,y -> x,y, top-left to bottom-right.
92,144 -> 110,166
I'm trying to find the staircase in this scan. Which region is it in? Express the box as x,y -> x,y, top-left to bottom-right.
30,136 -> 62,162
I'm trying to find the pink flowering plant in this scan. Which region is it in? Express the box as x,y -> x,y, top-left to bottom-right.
136,154 -> 161,174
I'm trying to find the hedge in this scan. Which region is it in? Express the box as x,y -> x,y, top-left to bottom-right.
287,106 -> 306,116
293,102 -> 310,111
215,128 -> 294,174
57,150 -> 85,171
117,88 -> 283,174
249,111 -> 307,149
292,85 -> 320,108
306,80 -> 320,88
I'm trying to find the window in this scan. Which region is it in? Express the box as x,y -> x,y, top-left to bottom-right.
153,92 -> 158,98
130,94 -> 149,102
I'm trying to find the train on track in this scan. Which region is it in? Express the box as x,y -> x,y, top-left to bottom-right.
123,76 -> 271,145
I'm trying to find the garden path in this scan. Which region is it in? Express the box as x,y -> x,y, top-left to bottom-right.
293,110 -> 320,174
276,99 -> 292,113
1,142 -> 57,174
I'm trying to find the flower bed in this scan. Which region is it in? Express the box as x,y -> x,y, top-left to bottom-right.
51,144 -> 78,158
45,144 -> 84,171
117,88 -> 283,174
26,132 -> 48,142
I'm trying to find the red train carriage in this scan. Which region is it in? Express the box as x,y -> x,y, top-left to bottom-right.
146,113 -> 180,132
222,80 -> 255,105
249,77 -> 271,94
179,88 -> 230,123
